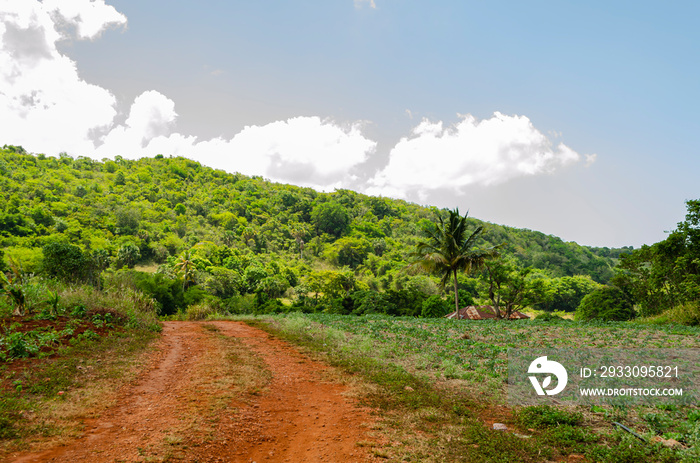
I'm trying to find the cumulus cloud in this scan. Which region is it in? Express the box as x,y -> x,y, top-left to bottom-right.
97,109 -> 377,191
43,0 -> 127,40
0,0 -> 125,155
367,112 -> 587,200
211,117 -> 375,190
94,90 -> 177,155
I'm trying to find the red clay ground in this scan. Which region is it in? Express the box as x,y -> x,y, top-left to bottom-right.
9,321 -> 377,463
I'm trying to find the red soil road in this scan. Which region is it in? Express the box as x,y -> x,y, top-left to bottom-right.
10,321 -> 376,463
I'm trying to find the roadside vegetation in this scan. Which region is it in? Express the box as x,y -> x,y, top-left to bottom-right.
0,277 -> 160,452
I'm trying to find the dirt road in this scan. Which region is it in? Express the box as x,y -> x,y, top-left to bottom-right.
10,321 -> 376,462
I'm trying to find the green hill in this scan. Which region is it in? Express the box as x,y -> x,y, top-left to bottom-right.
0,145 -> 628,316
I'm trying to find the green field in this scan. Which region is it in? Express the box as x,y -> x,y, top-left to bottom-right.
244,313 -> 700,462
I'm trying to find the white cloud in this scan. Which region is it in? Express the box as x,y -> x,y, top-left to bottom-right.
354,0 -> 377,10
144,116 -> 376,192
213,117 -> 375,190
0,0 -> 125,155
94,99 -> 376,191
43,0 -> 126,40
95,90 -> 177,156
367,112 -> 586,199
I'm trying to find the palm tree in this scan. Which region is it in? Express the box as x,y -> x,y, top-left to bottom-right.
289,223 -> 310,259
410,208 -> 499,318
175,250 -> 196,291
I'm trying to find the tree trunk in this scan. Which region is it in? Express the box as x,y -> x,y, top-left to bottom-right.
453,268 -> 460,319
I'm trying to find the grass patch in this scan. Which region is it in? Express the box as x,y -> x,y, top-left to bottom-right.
516,405 -> 583,428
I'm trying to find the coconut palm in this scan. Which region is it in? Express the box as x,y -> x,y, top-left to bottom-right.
175,250 -> 196,291
411,208 -> 499,318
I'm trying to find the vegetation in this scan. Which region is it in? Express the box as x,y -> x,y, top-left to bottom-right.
576,286 -> 636,321
0,276 -> 160,446
613,200 -> 700,324
0,148 -> 627,320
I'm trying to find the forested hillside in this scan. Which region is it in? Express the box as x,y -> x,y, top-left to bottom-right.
0,145 -> 626,317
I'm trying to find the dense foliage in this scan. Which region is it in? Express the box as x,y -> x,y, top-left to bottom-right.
613,200 -> 700,323
0,147 -> 627,317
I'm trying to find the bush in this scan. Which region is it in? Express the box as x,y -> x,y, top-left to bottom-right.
421,295 -> 451,318
661,301 -> 700,326
534,312 -> 570,322
128,271 -> 185,316
42,242 -> 89,282
351,290 -> 394,315
185,302 -> 216,320
223,294 -> 257,314
575,286 -> 636,321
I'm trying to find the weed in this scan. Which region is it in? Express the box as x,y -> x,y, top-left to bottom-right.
644,412 -> 675,434
516,405 -> 583,428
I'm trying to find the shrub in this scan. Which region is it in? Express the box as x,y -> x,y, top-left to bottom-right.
126,271 -> 184,316
575,286 -> 636,321
661,301 -> 700,326
351,290 -> 394,315
116,243 -> 141,268
535,312 -> 570,322
185,302 -> 216,320
421,295 -> 451,318
42,242 -> 89,282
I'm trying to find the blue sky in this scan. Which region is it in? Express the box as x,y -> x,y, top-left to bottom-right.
2,1 -> 699,247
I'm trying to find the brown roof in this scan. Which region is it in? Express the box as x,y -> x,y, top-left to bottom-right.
445,305 -> 530,320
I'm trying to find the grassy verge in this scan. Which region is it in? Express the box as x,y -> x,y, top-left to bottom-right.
0,281 -> 163,456
236,313 -> 700,463
0,327 -> 158,455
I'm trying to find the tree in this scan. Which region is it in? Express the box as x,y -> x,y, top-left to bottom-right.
42,242 -> 89,282
115,207 -> 140,234
483,258 -> 535,319
311,202 -> 350,238
114,171 -> 126,185
410,208 -> 499,317
612,199 -> 700,316
330,236 -> 371,268
289,223 -> 311,259
175,250 -> 196,291
116,243 -> 141,269
531,275 -> 601,313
